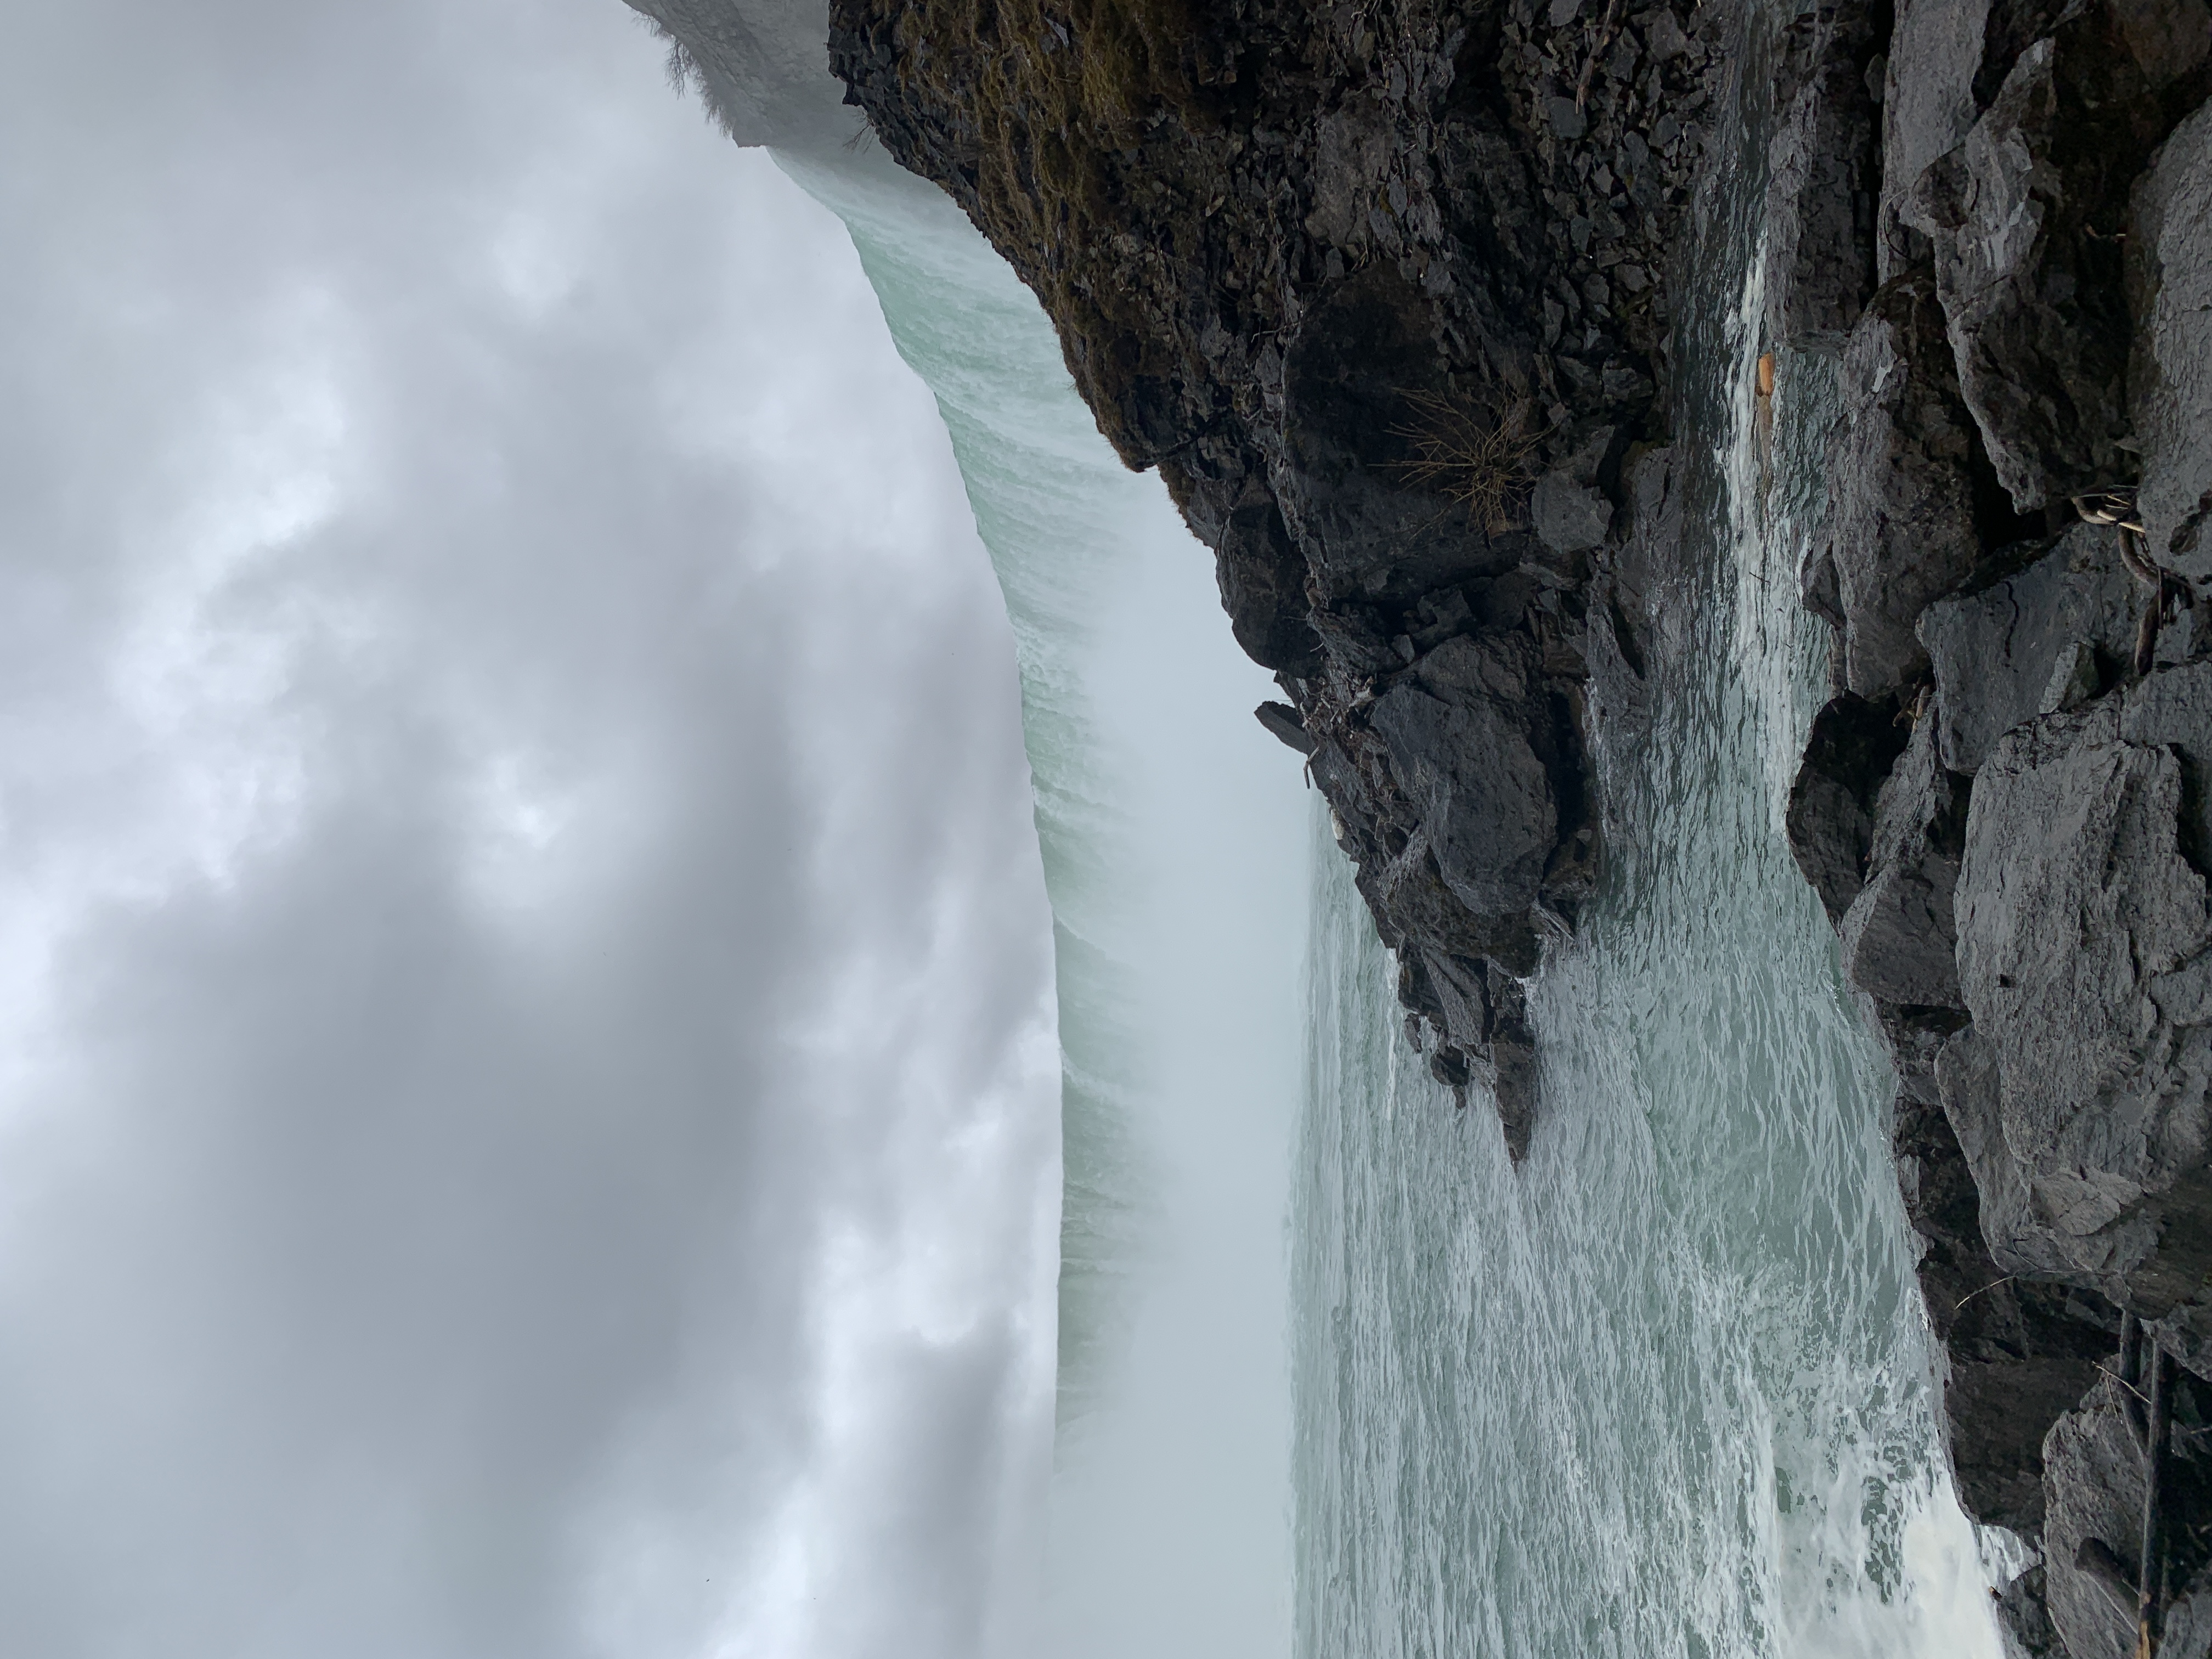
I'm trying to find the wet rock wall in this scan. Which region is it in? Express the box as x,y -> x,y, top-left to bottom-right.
1777,2 -> 2212,1650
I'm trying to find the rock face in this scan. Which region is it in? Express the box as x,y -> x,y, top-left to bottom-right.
1774,0 -> 2212,1644
826,0 -> 1757,1152
1952,669 -> 2212,1363
1760,0 -> 1880,354
2039,1362 -> 2212,1659
1900,1062 -> 2115,1534
1917,522 -> 2143,775
1841,715 -> 1967,1009
1815,269 -> 2012,699
1786,691 -> 1910,927
2132,101 -> 2212,583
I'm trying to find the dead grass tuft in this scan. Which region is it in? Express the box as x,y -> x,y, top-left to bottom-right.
1388,392 -> 1546,534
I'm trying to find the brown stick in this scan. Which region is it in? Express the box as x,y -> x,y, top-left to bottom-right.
2123,1313 -> 2151,1453
1575,0 -> 1629,110
2139,1342 -> 2173,1657
2119,524 -> 2162,588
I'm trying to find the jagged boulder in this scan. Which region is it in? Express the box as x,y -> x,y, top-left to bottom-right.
1821,270 -> 1991,697
1953,665 -> 2212,1367
1918,520 -> 2143,775
1760,0 -> 1880,351
1839,715 -> 1970,1008
1874,0 -> 1991,281
1275,264 -> 1524,603
1786,691 -> 1911,926
1370,635 -> 1556,921
1901,1063 -> 2114,1534
1184,468 -> 1327,675
2041,1364 -> 2212,1659
2131,100 -> 2212,585
2041,1381 -> 2154,1659
1403,945 -> 1538,1161
1899,3 -> 2211,510
1993,1563 -> 2060,1658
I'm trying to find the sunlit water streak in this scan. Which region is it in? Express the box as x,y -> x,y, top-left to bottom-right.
1291,6 -> 2013,1655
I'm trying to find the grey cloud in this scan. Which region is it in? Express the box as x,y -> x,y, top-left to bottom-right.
815,1322 -> 1024,1659
0,0 -> 1056,1655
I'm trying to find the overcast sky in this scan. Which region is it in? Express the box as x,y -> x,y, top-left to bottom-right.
0,2 -> 1076,1655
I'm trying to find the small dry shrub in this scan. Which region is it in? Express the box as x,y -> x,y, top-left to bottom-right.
1388,392 -> 1545,534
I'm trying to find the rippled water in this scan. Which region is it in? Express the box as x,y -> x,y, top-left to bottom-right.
1289,7 -> 2012,1655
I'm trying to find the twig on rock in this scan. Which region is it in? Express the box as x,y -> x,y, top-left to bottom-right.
2138,1342 -> 2174,1657
2123,1313 -> 2151,1453
1953,1273 -> 2016,1312
1575,0 -> 1629,111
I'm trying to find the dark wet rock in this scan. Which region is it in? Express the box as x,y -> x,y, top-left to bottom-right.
1993,1562 -> 2060,1658
1918,521 -> 2143,775
1760,0 -> 1881,352
1904,6 -> 2212,511
1823,270 -> 1994,697
2131,100 -> 2212,583
1880,1000 -> 1967,1108
1874,0 -> 1990,281
1901,1039 -> 2114,1533
1272,264 -> 1515,603
1255,700 -> 1315,755
1530,470 -> 1613,554
2042,1361 -> 2212,1659
1786,691 -> 1911,927
1839,716 -> 1969,1008
1372,641 -> 1558,920
1193,474 -> 1329,675
1950,668 -> 2212,1368
2042,1381 -> 2153,1659
1478,964 -> 1540,1163
1402,946 -> 1539,1159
